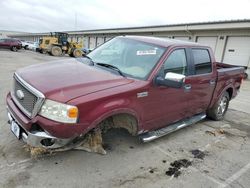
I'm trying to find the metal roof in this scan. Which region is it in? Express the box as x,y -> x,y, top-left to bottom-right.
123,35 -> 200,48
8,19 -> 250,37
73,19 -> 250,33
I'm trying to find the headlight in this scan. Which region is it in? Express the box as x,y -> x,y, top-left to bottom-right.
39,99 -> 78,123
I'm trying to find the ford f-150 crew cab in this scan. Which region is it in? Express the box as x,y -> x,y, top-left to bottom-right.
6,36 -> 245,154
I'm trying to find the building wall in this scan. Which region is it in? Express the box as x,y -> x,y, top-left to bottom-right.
80,29 -> 250,68
0,32 -> 7,38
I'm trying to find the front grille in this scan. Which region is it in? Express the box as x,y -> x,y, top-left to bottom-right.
13,79 -> 38,115
12,73 -> 45,118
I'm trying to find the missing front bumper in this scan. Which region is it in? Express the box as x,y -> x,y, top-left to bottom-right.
7,109 -> 72,149
7,108 -> 107,156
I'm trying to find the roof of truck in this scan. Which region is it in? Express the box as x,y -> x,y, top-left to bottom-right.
123,35 -> 203,48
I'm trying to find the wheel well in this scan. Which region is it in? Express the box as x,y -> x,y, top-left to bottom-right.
226,88 -> 233,99
98,113 -> 138,136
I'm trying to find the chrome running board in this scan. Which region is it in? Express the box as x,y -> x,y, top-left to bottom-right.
139,113 -> 206,143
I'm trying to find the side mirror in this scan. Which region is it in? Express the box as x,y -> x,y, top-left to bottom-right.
155,72 -> 185,88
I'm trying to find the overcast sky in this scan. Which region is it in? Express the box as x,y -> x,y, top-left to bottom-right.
0,0 -> 250,33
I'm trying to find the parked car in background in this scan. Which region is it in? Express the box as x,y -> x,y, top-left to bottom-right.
26,41 -> 39,51
20,40 -> 29,49
0,38 -> 22,51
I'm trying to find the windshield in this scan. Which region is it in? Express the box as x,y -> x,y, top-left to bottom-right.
87,37 -> 165,80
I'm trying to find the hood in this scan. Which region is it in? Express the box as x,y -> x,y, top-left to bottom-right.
17,59 -> 133,103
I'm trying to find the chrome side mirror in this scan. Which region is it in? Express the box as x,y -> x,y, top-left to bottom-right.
155,72 -> 185,88
165,72 -> 185,83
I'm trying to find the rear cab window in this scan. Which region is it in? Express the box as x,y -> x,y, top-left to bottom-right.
192,49 -> 212,75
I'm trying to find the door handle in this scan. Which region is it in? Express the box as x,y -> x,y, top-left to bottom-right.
210,80 -> 216,85
184,84 -> 192,90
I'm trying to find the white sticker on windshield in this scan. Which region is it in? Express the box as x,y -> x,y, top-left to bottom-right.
136,50 -> 157,56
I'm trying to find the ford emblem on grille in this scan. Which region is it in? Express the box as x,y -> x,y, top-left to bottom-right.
16,90 -> 24,100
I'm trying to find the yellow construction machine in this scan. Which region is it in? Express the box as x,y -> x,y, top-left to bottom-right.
39,32 -> 83,57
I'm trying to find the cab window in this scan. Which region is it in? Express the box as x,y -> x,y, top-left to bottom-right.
192,49 -> 212,74
163,49 -> 187,75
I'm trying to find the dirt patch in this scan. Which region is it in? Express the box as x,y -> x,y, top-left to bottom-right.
23,145 -> 50,158
205,129 -> 225,136
190,149 -> 208,159
165,159 -> 192,178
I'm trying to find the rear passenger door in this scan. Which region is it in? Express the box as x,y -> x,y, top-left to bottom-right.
185,48 -> 216,116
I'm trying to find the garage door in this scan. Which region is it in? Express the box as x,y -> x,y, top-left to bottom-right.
89,37 -> 96,50
197,37 -> 218,52
83,37 -> 89,48
96,37 -> 105,47
223,37 -> 250,67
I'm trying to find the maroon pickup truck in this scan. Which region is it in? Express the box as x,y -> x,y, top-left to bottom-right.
6,36 -> 245,153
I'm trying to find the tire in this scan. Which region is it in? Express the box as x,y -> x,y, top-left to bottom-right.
51,46 -> 62,56
73,49 -> 82,58
40,49 -> 46,54
11,46 -> 18,52
207,92 -> 230,121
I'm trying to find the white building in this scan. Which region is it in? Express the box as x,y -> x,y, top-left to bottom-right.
9,19 -> 250,75
0,30 -> 27,39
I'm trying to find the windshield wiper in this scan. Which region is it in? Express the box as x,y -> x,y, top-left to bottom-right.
96,63 -> 126,77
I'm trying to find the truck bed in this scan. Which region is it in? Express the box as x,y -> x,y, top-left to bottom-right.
216,62 -> 245,80
209,63 -> 245,108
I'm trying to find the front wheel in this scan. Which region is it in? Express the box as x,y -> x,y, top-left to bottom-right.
73,49 -> 82,58
207,92 -> 230,121
11,46 -> 18,52
51,46 -> 62,56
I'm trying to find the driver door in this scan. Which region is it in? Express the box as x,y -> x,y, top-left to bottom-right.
143,48 -> 190,131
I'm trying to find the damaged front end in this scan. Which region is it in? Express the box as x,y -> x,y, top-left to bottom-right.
21,128 -> 106,157
7,94 -> 138,157
22,113 -> 137,157
7,109 -> 107,157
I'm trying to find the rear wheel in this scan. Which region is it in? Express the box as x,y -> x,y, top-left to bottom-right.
207,92 -> 229,121
73,49 -> 82,58
51,46 -> 62,56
